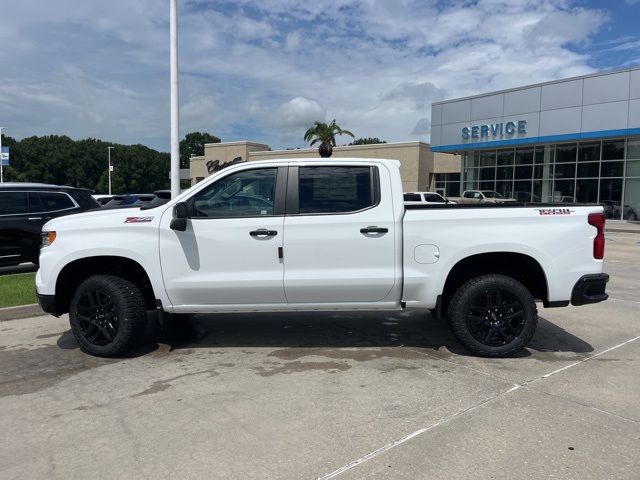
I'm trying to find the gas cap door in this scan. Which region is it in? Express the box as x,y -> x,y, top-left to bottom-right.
414,244 -> 440,264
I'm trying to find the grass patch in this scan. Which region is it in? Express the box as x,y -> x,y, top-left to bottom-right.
0,273 -> 37,308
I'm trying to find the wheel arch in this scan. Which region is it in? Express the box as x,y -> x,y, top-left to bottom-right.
441,252 -> 549,313
54,256 -> 158,315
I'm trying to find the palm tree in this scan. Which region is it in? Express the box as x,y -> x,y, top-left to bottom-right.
303,119 -> 354,158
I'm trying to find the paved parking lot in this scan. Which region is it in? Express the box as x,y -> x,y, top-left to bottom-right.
1,233 -> 639,479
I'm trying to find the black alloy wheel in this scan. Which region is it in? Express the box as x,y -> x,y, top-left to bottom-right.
75,289 -> 119,346
447,274 -> 538,357
466,288 -> 526,347
69,275 -> 147,357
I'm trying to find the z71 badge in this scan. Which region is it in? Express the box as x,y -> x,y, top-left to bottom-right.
536,208 -> 574,215
124,216 -> 154,223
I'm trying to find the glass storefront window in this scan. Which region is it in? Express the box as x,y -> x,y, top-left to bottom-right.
479,181 -> 495,191
556,143 -> 577,163
513,181 -> 532,201
626,160 -> 640,177
497,149 -> 514,166
446,182 -> 460,197
576,179 -> 599,203
464,181 -> 478,191
552,179 -> 575,202
623,178 -> 640,221
627,139 -> 640,160
600,161 -> 624,177
577,162 -> 600,178
534,145 -> 554,164
480,167 -> 496,181
497,166 -> 513,180
515,147 -> 534,165
554,162 -> 576,179
534,163 -> 553,180
495,181 -> 513,198
600,178 -> 623,219
479,150 -> 496,167
602,139 -> 625,160
464,168 -> 478,182
533,179 -> 554,202
514,165 -> 533,179
577,142 -> 600,162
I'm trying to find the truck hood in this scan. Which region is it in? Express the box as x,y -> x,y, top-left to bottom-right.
43,205 -> 167,231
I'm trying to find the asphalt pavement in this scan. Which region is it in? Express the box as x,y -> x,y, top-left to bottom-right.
0,233 -> 639,479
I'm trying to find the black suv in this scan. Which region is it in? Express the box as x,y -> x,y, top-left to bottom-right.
0,183 -> 100,266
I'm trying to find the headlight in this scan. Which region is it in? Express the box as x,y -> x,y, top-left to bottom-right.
41,231 -> 57,248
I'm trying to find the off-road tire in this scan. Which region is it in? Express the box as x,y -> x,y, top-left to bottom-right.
447,274 -> 538,357
69,275 -> 147,357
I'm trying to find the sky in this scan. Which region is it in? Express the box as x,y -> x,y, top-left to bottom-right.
1,0 -> 639,152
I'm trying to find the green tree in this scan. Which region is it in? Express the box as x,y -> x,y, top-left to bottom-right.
303,120 -> 354,158
180,132 -> 221,168
349,137 -> 386,146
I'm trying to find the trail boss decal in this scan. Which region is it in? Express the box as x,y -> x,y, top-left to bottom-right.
124,216 -> 154,223
536,208 -> 574,216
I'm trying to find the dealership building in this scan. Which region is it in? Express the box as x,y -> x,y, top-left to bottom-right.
430,66 -> 640,220
190,141 -> 460,193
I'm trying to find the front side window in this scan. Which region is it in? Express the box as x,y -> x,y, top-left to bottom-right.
0,192 -> 28,215
298,166 -> 374,214
192,168 -> 277,218
30,192 -> 75,213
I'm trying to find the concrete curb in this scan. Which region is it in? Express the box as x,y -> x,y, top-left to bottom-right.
0,304 -> 44,322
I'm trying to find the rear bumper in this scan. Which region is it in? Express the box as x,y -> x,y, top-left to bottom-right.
571,273 -> 609,306
37,293 -> 59,316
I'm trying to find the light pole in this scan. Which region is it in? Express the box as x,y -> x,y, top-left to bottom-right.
169,0 -> 180,198
0,127 -> 5,184
107,146 -> 114,195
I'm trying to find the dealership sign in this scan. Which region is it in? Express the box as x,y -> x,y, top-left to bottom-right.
462,120 -> 527,140
1,146 -> 8,166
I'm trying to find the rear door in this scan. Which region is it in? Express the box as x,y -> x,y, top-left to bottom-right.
283,164 -> 397,303
0,192 -> 29,265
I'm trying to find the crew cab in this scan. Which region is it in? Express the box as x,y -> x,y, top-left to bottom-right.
35,159 -> 609,358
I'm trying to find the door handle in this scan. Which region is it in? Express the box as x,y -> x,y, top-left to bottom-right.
27,217 -> 43,221
360,226 -> 388,234
250,229 -> 278,237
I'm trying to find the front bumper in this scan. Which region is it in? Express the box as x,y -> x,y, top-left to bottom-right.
37,293 -> 59,316
571,273 -> 609,306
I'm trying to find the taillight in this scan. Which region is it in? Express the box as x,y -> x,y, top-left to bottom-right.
588,213 -> 605,259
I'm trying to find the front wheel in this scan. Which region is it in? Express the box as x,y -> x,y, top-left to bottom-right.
69,275 -> 147,357
447,274 -> 538,357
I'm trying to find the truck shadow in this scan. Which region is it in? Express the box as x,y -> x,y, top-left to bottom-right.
134,310 -> 593,359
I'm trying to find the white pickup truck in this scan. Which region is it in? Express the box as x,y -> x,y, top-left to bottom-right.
36,158 -> 609,358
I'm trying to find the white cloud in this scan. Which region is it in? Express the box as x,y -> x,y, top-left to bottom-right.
0,0 -> 619,149
274,97 -> 326,131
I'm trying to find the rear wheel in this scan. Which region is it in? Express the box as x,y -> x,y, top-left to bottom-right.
69,275 -> 147,357
447,274 -> 538,357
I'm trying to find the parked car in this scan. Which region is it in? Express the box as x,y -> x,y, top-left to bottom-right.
37,159 -> 608,358
0,183 -> 100,266
92,194 -> 114,206
403,192 -> 455,205
143,190 -> 172,209
450,190 -> 517,204
102,194 -> 156,209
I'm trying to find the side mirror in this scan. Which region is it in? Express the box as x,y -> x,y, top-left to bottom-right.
170,202 -> 189,231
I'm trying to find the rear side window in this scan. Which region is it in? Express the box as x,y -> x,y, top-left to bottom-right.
404,193 -> 421,202
463,191 -> 474,198
298,166 -> 375,214
0,192 -> 28,215
423,193 -> 445,203
30,192 -> 75,213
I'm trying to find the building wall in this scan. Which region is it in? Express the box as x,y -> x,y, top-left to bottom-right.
431,67 -> 640,152
190,141 -> 460,193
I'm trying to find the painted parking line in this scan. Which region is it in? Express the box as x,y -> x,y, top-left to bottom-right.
317,334 -> 640,479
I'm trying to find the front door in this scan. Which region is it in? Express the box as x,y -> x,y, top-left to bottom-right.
160,166 -> 287,309
283,165 -> 397,304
